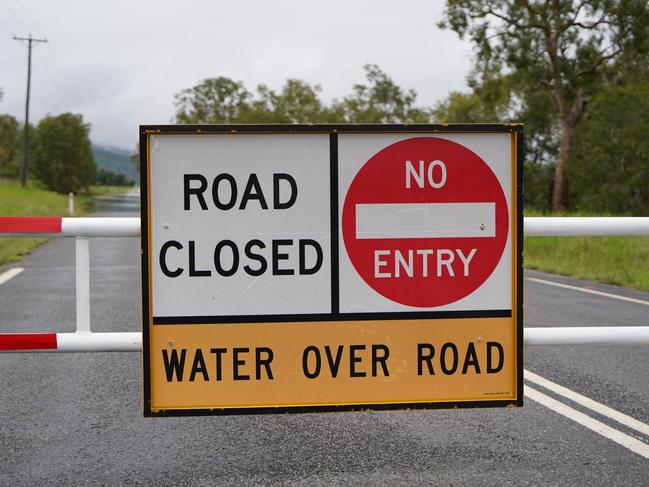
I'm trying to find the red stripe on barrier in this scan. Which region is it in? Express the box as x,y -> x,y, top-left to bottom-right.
0,333 -> 57,350
0,216 -> 62,233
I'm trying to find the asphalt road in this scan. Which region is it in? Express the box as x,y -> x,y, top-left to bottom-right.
1,191 -> 648,485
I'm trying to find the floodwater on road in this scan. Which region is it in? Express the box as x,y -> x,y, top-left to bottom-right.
90,187 -> 140,216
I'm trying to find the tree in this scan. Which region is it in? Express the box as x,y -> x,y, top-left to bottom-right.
173,65 -> 430,125
433,68 -> 560,165
569,81 -> 649,214
433,73 -> 514,123
440,0 -> 649,210
175,77 -> 254,124
175,77 -> 333,124
0,114 -> 21,178
32,113 -> 96,193
252,80 -> 336,123
335,64 -> 431,123
95,167 -> 134,187
432,72 -> 559,211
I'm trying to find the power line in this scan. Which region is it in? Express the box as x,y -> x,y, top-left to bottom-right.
13,33 -> 47,186
4,0 -> 79,109
0,14 -> 16,35
33,48 -> 76,110
31,55 -> 66,113
1,0 -> 29,34
11,0 -> 46,37
41,46 -> 78,108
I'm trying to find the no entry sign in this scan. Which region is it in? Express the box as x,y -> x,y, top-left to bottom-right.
141,124 -> 523,417
342,137 -> 508,308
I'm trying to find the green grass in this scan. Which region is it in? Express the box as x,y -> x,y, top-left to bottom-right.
525,236 -> 649,291
524,209 -> 649,292
0,180 -> 94,265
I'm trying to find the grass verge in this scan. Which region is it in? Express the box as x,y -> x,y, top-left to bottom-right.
0,180 -> 131,266
525,235 -> 649,292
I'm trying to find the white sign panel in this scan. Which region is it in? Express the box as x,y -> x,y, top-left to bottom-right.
149,134 -> 331,317
141,125 -> 523,417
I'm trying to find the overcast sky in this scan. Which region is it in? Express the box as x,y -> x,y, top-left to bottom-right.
0,0 -> 473,151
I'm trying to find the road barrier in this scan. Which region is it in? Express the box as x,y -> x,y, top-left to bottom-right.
1,216 -> 649,352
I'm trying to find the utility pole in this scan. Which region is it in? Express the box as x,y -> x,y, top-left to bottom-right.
13,34 -> 47,187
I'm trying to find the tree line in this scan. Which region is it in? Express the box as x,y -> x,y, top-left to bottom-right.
174,64 -> 431,125
0,109 -> 97,193
438,0 -> 649,214
3,0 -> 648,212
173,1 -> 649,215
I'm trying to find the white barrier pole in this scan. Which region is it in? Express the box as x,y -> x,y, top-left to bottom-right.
62,217 -> 140,237
524,217 -> 649,236
57,332 -> 141,352
3,327 -> 649,353
0,332 -> 143,353
0,217 -> 141,238
68,192 -> 74,216
3,216 -> 649,238
75,237 -> 91,333
2,216 -> 649,352
525,326 -> 649,346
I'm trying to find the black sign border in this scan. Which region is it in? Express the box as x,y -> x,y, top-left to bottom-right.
140,124 -> 524,417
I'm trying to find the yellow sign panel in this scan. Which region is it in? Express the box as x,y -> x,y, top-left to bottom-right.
141,125 -> 523,416
149,318 -> 516,412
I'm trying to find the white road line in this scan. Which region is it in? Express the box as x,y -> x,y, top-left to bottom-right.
525,385 -> 649,460
525,370 -> 649,437
526,276 -> 649,307
0,267 -> 24,286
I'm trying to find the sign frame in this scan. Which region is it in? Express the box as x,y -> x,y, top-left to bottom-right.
140,123 -> 524,417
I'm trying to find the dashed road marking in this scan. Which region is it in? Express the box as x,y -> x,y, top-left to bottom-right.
0,267 -> 24,286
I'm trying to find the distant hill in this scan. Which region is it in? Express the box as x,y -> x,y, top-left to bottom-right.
92,144 -> 139,184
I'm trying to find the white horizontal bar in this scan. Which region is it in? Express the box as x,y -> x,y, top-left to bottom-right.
0,217 -> 141,238
356,203 -> 495,239
0,332 -> 142,353
57,332 -> 142,352
525,217 -> 649,236
3,217 -> 649,238
525,326 -> 649,346
61,217 -> 140,237
4,327 -> 649,353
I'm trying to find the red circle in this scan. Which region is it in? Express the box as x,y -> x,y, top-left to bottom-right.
342,137 -> 508,307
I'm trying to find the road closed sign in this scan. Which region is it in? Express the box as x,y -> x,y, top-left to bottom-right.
141,124 -> 523,416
